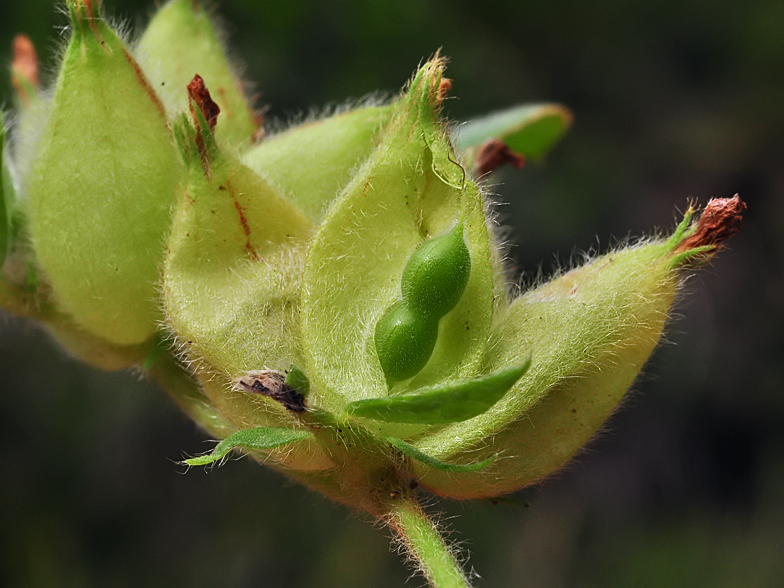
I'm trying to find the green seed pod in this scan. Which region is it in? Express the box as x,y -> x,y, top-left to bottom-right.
300,57 -> 496,420
374,300 -> 440,384
137,0 -> 258,147
27,0 -> 180,346
408,199 -> 746,499
401,221 -> 471,318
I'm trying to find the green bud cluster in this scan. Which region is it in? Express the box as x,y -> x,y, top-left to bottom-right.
0,2 -> 744,585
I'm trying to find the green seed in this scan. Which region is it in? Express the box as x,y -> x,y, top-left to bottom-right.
401,221 -> 471,318
374,300 -> 439,384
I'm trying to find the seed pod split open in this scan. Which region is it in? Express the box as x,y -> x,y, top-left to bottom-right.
300,58 -> 497,423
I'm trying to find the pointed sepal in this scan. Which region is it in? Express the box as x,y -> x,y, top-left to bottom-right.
300,57 -> 496,421
386,436 -> 495,473
27,0 -> 180,345
184,426 -> 314,466
345,362 -> 529,424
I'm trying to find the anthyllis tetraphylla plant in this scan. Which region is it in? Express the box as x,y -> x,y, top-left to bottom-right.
0,0 -> 745,586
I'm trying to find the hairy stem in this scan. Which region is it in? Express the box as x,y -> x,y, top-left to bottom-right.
386,495 -> 470,588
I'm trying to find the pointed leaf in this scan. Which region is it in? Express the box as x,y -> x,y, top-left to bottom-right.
455,103 -> 572,163
386,436 -> 495,472
345,361 -> 530,424
185,426 -> 313,466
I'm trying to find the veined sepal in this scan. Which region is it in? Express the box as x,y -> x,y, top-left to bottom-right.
409,200 -> 745,499
243,104 -> 393,221
26,0 -> 181,346
162,77 -> 336,471
300,57 -> 497,433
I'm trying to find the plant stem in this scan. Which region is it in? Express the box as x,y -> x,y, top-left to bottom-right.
386,495 -> 470,588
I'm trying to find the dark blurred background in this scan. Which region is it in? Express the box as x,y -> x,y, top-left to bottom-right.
1,0 -> 782,586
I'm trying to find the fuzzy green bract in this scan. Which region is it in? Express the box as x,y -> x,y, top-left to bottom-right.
137,0 -> 258,147
27,0 -> 180,346
301,59 -> 497,418
243,105 -> 393,220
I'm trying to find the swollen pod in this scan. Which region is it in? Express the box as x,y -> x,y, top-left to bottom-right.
27,0 -> 180,346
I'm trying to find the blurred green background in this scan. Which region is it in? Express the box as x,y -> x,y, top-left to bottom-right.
1,0 -> 782,586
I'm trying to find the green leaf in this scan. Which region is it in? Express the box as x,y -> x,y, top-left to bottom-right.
455,103 -> 572,163
185,426 -> 313,466
386,436 -> 495,473
285,365 -> 311,396
345,361 -> 530,424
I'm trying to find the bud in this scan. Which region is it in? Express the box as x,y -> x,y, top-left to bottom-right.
26,0 -> 180,346
10,34 -> 40,108
8,34 -> 49,201
137,0 -> 258,147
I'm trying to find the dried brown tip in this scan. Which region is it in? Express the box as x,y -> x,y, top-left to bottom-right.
473,139 -> 526,178
677,194 -> 746,252
187,74 -> 221,134
438,77 -> 452,102
11,34 -> 40,90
